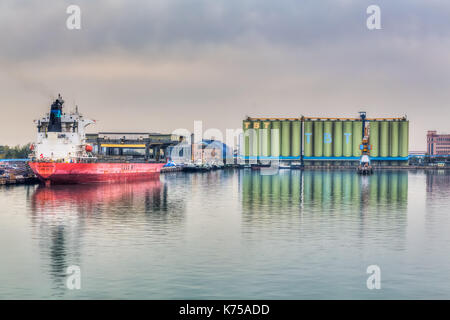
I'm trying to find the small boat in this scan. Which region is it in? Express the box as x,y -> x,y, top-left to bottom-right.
183,163 -> 198,172
357,155 -> 373,175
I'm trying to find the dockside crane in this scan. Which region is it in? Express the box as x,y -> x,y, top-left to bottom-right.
357,111 -> 374,175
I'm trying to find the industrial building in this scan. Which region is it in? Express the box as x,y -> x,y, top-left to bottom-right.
167,138 -> 233,165
85,131 -> 234,165
86,132 -> 181,161
242,114 -> 409,166
427,131 -> 450,155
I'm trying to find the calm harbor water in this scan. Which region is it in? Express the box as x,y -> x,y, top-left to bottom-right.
0,169 -> 449,299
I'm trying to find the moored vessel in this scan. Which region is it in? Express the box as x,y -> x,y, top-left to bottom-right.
29,95 -> 165,185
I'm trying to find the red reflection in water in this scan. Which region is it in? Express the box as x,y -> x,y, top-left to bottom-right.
31,179 -> 162,214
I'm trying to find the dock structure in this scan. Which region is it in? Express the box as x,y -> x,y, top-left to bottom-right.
0,160 -> 39,185
0,174 -> 38,185
86,132 -> 182,162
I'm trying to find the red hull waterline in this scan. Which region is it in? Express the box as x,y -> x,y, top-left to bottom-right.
29,162 -> 165,185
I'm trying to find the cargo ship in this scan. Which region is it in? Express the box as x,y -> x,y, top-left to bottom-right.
29,95 -> 165,185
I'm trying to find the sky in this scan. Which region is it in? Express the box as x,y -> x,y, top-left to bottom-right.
1,0 -> 449,150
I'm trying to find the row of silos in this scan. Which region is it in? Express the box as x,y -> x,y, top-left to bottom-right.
243,118 -> 409,159
304,119 -> 408,158
368,120 -> 409,158
303,120 -> 364,157
242,120 -> 302,158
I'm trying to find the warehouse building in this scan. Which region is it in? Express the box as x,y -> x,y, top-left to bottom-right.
427,131 -> 450,155
86,132 -> 182,161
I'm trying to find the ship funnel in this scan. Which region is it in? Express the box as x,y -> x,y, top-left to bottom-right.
48,95 -> 64,132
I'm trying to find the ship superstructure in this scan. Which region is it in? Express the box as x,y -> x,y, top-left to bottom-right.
32,94 -> 95,162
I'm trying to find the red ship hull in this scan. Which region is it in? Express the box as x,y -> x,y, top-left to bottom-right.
29,162 -> 165,184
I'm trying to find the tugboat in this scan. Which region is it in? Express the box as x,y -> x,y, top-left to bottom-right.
28,95 -> 165,185
357,153 -> 373,175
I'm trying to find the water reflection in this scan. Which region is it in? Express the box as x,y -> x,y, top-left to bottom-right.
240,170 -> 408,249
3,169 -> 450,298
32,180 -> 161,214
426,170 -> 450,198
29,180 -> 185,296
241,170 -> 408,212
425,170 -> 450,240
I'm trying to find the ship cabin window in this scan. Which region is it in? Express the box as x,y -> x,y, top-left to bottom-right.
56,122 -> 78,133
62,122 -> 73,133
